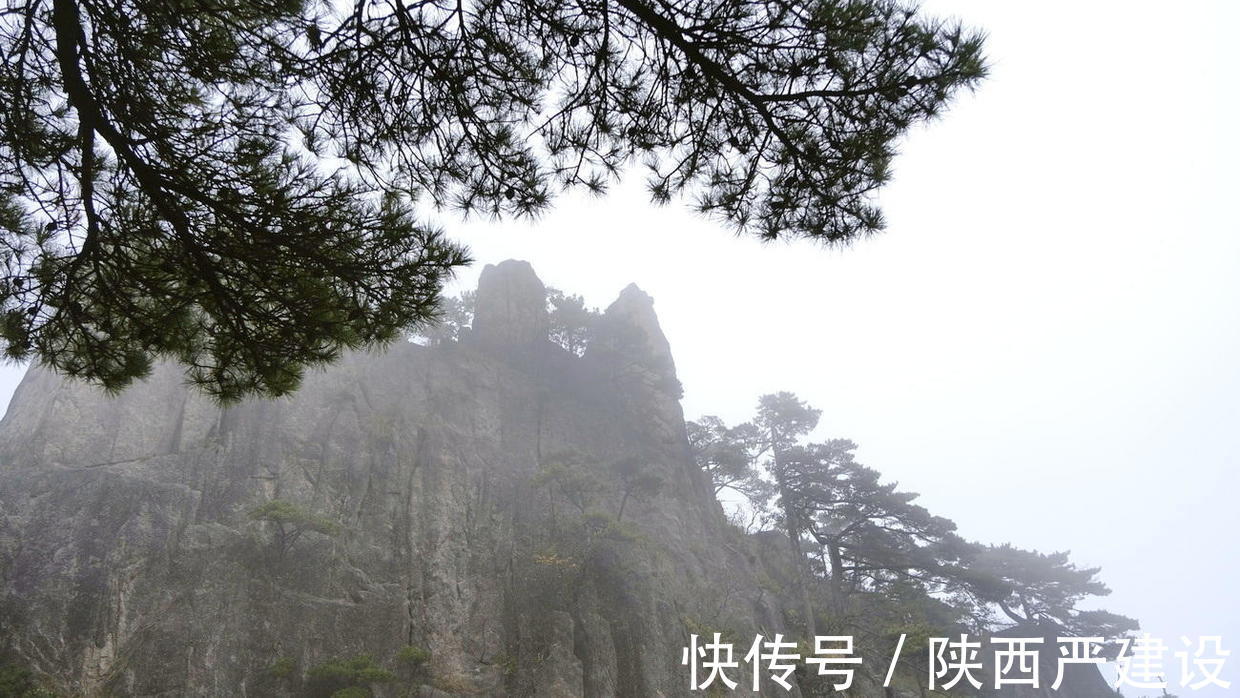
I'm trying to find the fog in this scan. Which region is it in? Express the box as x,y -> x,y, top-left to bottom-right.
1,1 -> 1234,694
448,2 -> 1240,693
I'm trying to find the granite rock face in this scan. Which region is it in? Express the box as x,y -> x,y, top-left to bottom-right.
0,261 -> 792,697
0,261 -> 1114,697
470,260 -> 550,351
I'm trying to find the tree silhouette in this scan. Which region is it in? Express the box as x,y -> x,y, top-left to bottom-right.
693,390 -> 1138,664
752,391 -> 822,635
610,455 -> 663,521
1,0 -> 985,399
956,543 -> 1139,644
546,288 -> 599,356
772,440 -> 958,600
419,290 -> 475,346
686,416 -> 770,499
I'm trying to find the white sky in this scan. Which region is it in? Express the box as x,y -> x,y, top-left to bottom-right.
1,1 -> 1235,693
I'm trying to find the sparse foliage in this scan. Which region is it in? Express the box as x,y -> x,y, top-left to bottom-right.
693,390 -> 1136,653
751,391 -> 823,635
0,659 -> 53,698
420,290 -> 475,345
687,416 -> 770,499
754,392 -> 822,453
611,455 -> 664,521
396,645 -> 431,669
305,654 -> 394,698
546,288 -> 600,356
534,450 -> 606,517
249,498 -> 341,558
267,657 -> 297,679
956,543 -> 1139,644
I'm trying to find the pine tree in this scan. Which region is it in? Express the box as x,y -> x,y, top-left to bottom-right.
754,391 -> 822,635
773,440 -> 959,602
956,543 -> 1139,644
686,416 -> 770,499
1,0 -> 985,399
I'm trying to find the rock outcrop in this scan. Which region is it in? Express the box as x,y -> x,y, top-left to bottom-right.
0,261 -> 791,697
0,260 -> 1115,697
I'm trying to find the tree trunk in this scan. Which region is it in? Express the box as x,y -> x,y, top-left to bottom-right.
783,501 -> 818,638
826,539 -> 845,608
772,428 -> 817,638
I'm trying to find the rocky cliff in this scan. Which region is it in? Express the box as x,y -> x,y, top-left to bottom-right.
0,261 -> 796,697
0,261 -> 1117,698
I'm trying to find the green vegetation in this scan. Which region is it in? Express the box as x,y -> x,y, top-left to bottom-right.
680,615 -> 740,647
0,659 -> 55,697
307,655 -> 394,683
534,451 -> 606,520
956,544 -> 1139,645
535,450 -> 664,526
494,653 -> 519,678
420,291 -> 476,346
547,289 -> 601,356
0,0 -> 984,400
504,450 -> 665,694
396,645 -> 431,667
306,654 -> 394,698
693,391 -> 1139,688
610,456 -> 663,522
248,499 -> 342,558
686,417 -> 771,500
267,656 -> 296,679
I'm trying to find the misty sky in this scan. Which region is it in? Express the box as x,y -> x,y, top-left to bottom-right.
1,1 -> 1235,695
